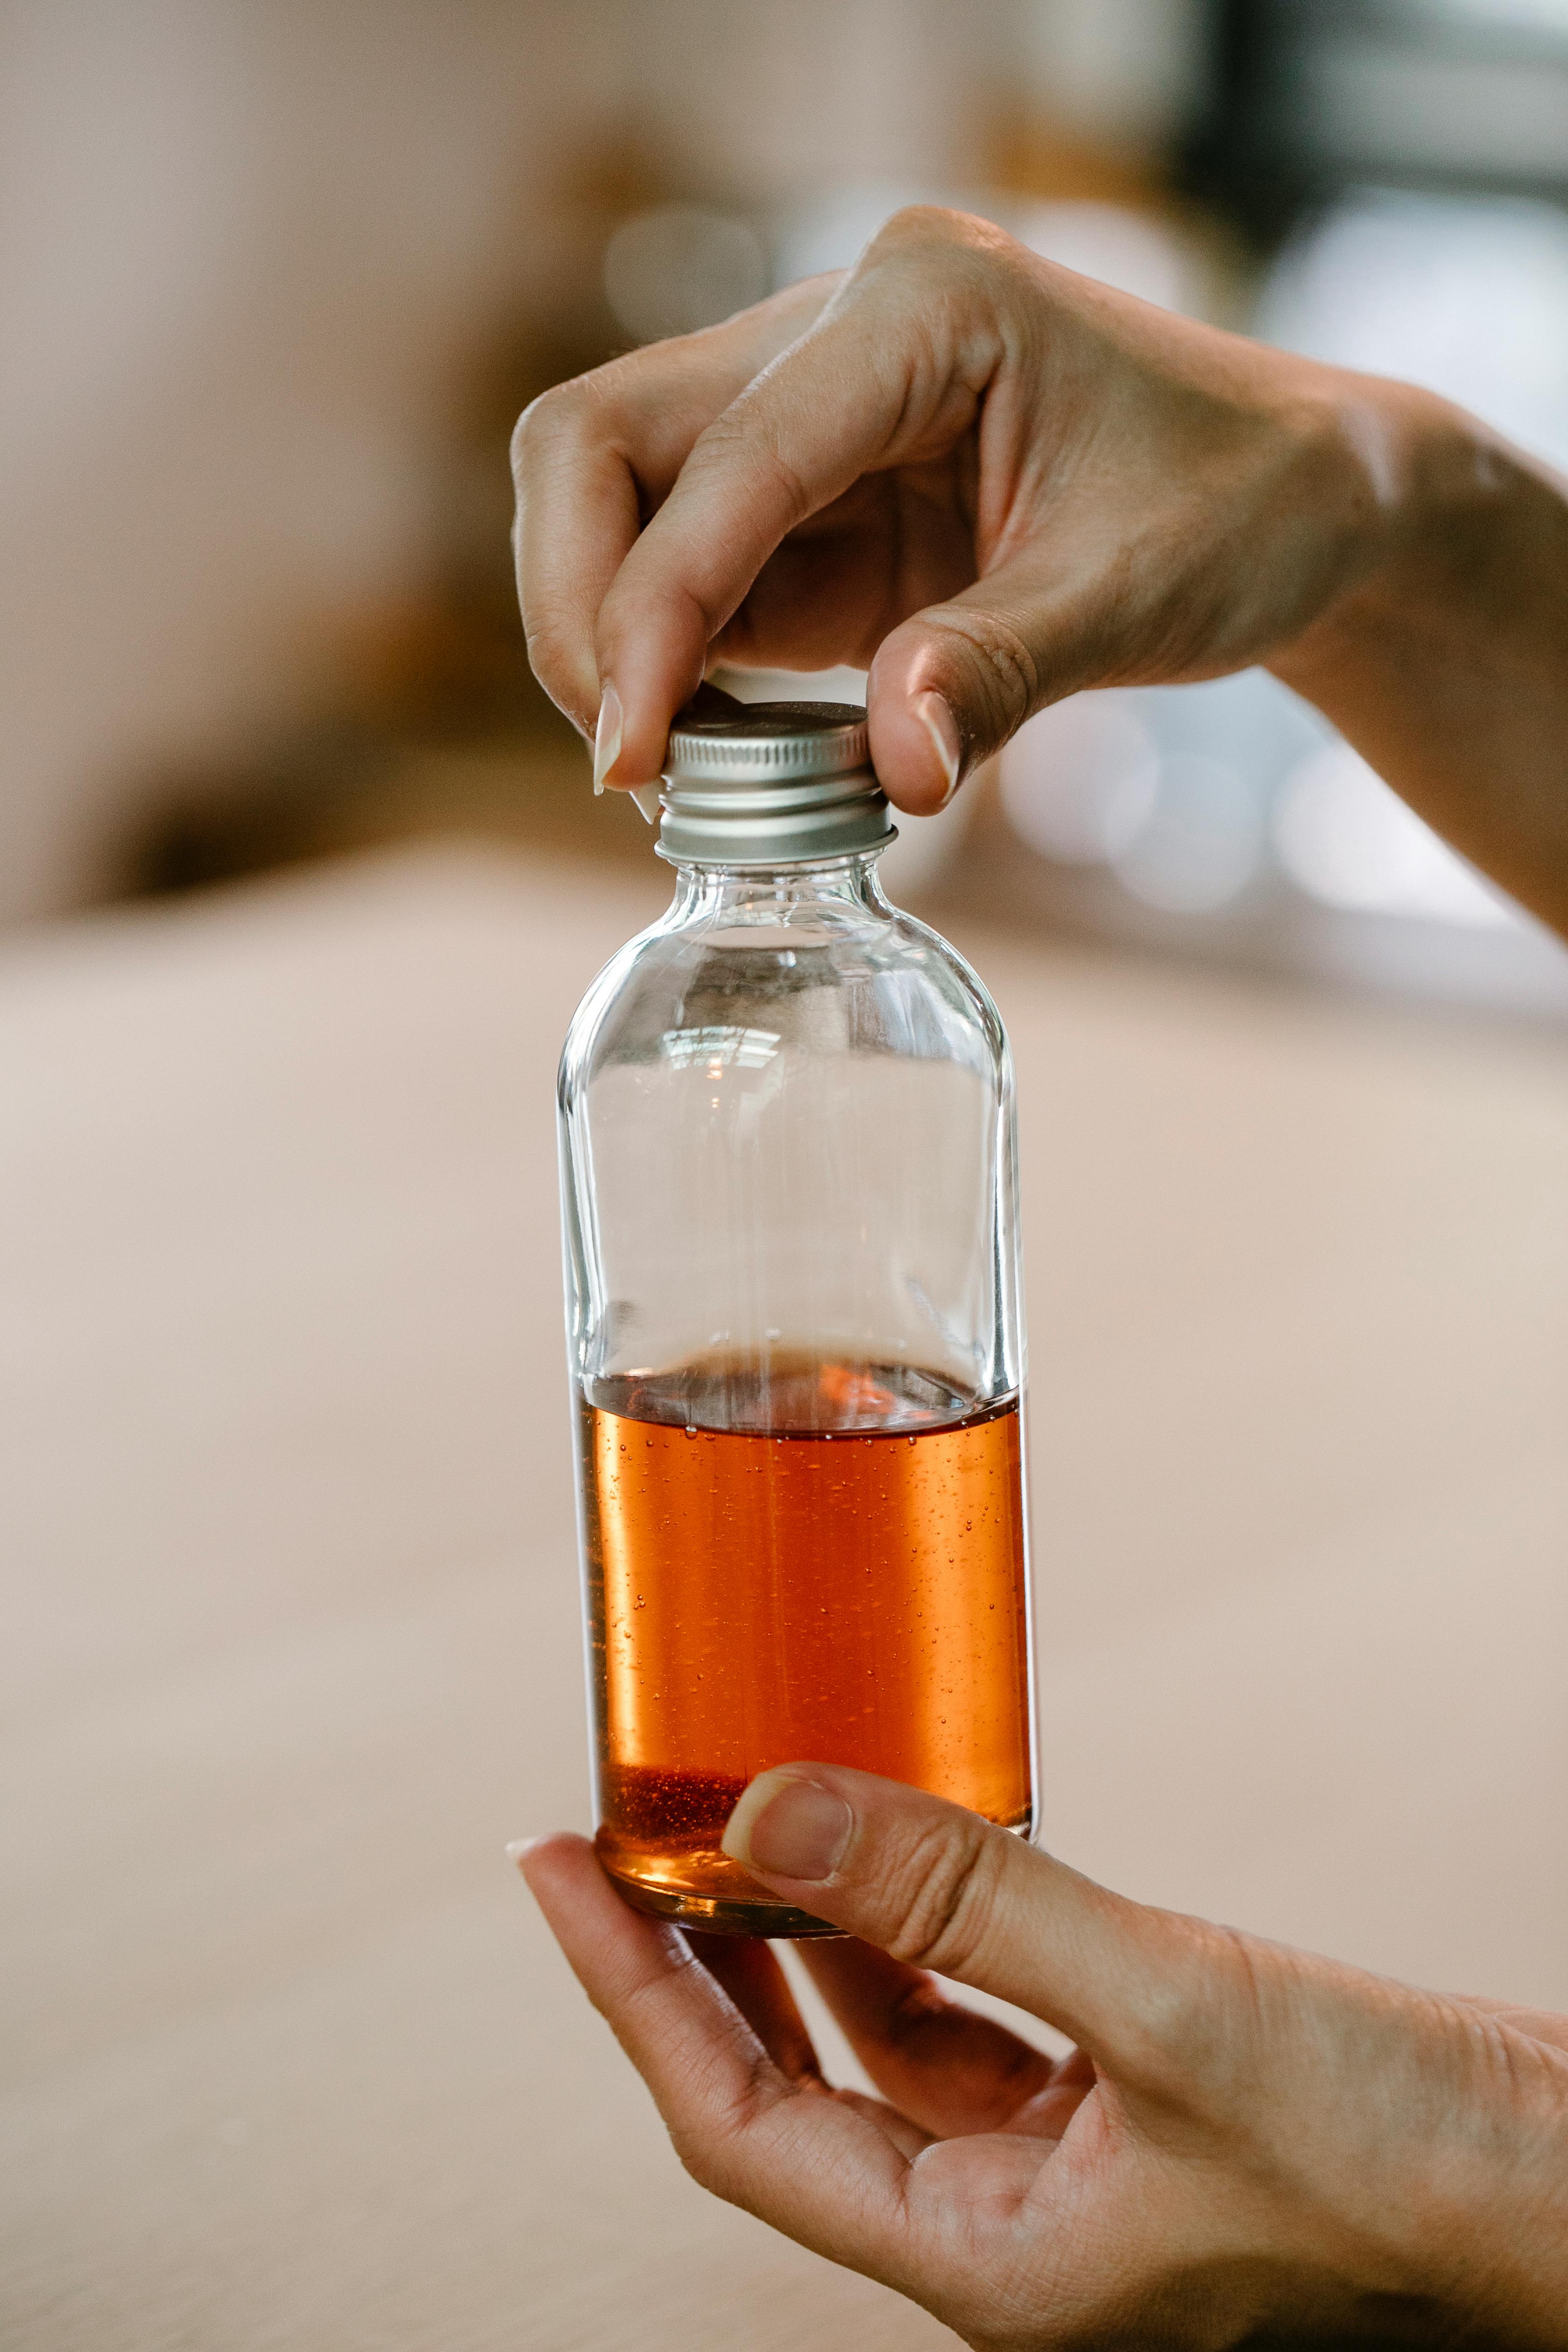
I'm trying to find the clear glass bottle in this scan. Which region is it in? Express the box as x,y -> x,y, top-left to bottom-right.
558,700 -> 1034,1936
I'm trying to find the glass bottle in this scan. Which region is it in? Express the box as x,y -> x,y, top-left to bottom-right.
558,700 -> 1034,1936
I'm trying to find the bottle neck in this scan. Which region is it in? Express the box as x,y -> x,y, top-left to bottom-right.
663,853 -> 893,930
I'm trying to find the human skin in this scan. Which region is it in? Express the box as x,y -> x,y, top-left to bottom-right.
510,211 -> 1568,2341
520,1769 -> 1568,2348
511,205 -> 1568,935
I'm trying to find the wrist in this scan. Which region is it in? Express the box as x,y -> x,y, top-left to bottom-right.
1270,379 -> 1563,693
1402,2040 -> 1568,2339
1262,375 -> 1568,932
1470,2110 -> 1568,2336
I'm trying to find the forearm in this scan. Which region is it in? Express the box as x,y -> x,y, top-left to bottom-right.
1437,2077 -> 1568,2340
1272,389 -> 1568,938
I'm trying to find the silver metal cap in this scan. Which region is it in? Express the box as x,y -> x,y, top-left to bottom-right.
657,700 -> 894,867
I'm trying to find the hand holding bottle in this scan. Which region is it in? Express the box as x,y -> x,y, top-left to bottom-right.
519,1766 -> 1568,2348
514,205 -> 1568,2343
512,204 -> 1568,932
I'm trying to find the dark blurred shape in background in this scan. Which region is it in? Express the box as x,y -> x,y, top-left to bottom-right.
1193,0 -> 1568,238
3,0 -> 1566,1015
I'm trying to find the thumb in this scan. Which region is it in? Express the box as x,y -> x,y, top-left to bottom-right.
721,1762 -> 1197,2065
867,576 -> 1057,815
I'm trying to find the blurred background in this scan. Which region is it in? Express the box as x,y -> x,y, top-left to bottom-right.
5,0 -> 1568,1013
7,15 -> 1567,2342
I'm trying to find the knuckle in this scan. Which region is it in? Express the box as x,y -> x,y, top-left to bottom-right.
670,2121 -> 733,2198
928,608 -> 1041,742
886,1816 -> 1008,1978
509,374 -> 599,482
694,402 -> 812,528
509,385 -> 566,479
863,203 -> 1019,285
666,2051 -> 774,2203
518,587 -> 574,656
519,614 -> 575,694
867,202 -> 968,258
1116,1917 -> 1261,2097
749,434 -> 812,533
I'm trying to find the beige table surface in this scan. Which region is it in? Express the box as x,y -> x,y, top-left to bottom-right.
3,843 -> 1566,2352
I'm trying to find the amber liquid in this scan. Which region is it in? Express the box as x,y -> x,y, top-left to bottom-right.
577,1351 -> 1032,1935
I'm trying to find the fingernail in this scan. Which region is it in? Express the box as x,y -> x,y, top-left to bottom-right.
592,683 -> 623,795
505,1838 -> 542,1866
721,1771 -> 853,1883
914,690 -> 961,806
629,784 -> 661,824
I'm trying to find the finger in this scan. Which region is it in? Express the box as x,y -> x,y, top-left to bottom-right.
511,275 -> 840,746
801,1936 -> 1095,2141
683,1930 -> 823,2085
867,568 -> 1054,813
518,1834 -> 916,2268
593,214 -> 1010,786
711,466 -> 977,678
721,1766 -> 1209,2074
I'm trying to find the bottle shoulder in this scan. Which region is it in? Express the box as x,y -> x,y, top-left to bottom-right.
560,890 -> 1008,1108
557,919 -> 669,1111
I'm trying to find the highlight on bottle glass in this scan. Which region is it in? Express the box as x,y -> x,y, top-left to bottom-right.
557,700 -> 1035,1935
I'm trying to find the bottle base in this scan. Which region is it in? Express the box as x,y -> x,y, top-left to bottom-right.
598,1859 -> 844,1939
594,1800 -> 1035,1939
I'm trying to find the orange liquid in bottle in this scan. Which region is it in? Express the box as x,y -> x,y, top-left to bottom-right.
578,1351 -> 1033,1934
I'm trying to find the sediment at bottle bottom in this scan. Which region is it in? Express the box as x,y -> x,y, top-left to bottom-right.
595,1764 -> 1032,1936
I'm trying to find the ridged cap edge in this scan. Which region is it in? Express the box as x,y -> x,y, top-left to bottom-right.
664,701 -> 869,783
